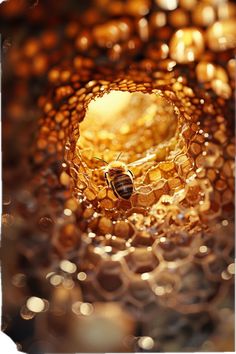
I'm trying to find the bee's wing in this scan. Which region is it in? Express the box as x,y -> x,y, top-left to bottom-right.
128,153 -> 156,167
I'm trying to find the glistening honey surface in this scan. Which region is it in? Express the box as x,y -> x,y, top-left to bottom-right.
1,0 -> 235,352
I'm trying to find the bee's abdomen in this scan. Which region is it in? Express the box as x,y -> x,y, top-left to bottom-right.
113,174 -> 133,199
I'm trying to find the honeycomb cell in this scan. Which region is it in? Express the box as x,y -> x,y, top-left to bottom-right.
131,230 -> 154,247
114,220 -> 132,239
98,217 -> 113,235
96,261 -> 128,297
174,264 -> 221,311
129,280 -> 155,306
205,256 -> 231,281
125,248 -> 159,275
136,191 -> 156,207
150,270 -> 181,300
54,223 -> 81,253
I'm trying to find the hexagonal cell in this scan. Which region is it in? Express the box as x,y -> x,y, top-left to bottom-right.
128,280 -> 155,306
99,198 -> 115,210
114,220 -> 132,239
107,236 -> 127,252
131,230 -> 154,247
176,263 -> 221,309
162,248 -> 189,262
53,223 -> 81,253
154,231 -> 194,262
125,248 -> 159,274
153,179 -> 170,200
150,270 -> 180,297
117,199 -> 132,211
136,191 -> 156,208
205,256 -> 230,281
185,184 -> 202,206
98,216 -> 114,235
146,166 -> 162,183
157,236 -> 175,252
77,244 -> 104,276
96,261 -> 128,297
98,188 -> 116,210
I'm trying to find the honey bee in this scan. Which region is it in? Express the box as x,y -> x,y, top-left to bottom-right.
95,153 -> 134,200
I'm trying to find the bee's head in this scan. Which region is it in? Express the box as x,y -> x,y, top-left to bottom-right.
106,161 -> 127,177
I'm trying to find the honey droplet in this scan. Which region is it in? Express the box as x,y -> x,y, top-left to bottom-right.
169,8 -> 189,28
156,0 -> 178,11
192,3 -> 215,27
150,11 -> 167,28
179,0 -> 196,11
211,79 -> 232,99
217,2 -> 236,21
196,62 -> 228,84
169,28 -> 204,63
227,58 -> 236,80
206,19 -> 236,52
196,62 -> 216,83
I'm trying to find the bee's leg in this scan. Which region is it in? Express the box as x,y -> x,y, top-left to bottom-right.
128,169 -> 134,178
104,172 -> 109,186
128,169 -> 135,192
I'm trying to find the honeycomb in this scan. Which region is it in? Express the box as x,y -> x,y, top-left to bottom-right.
1,0 -> 235,352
